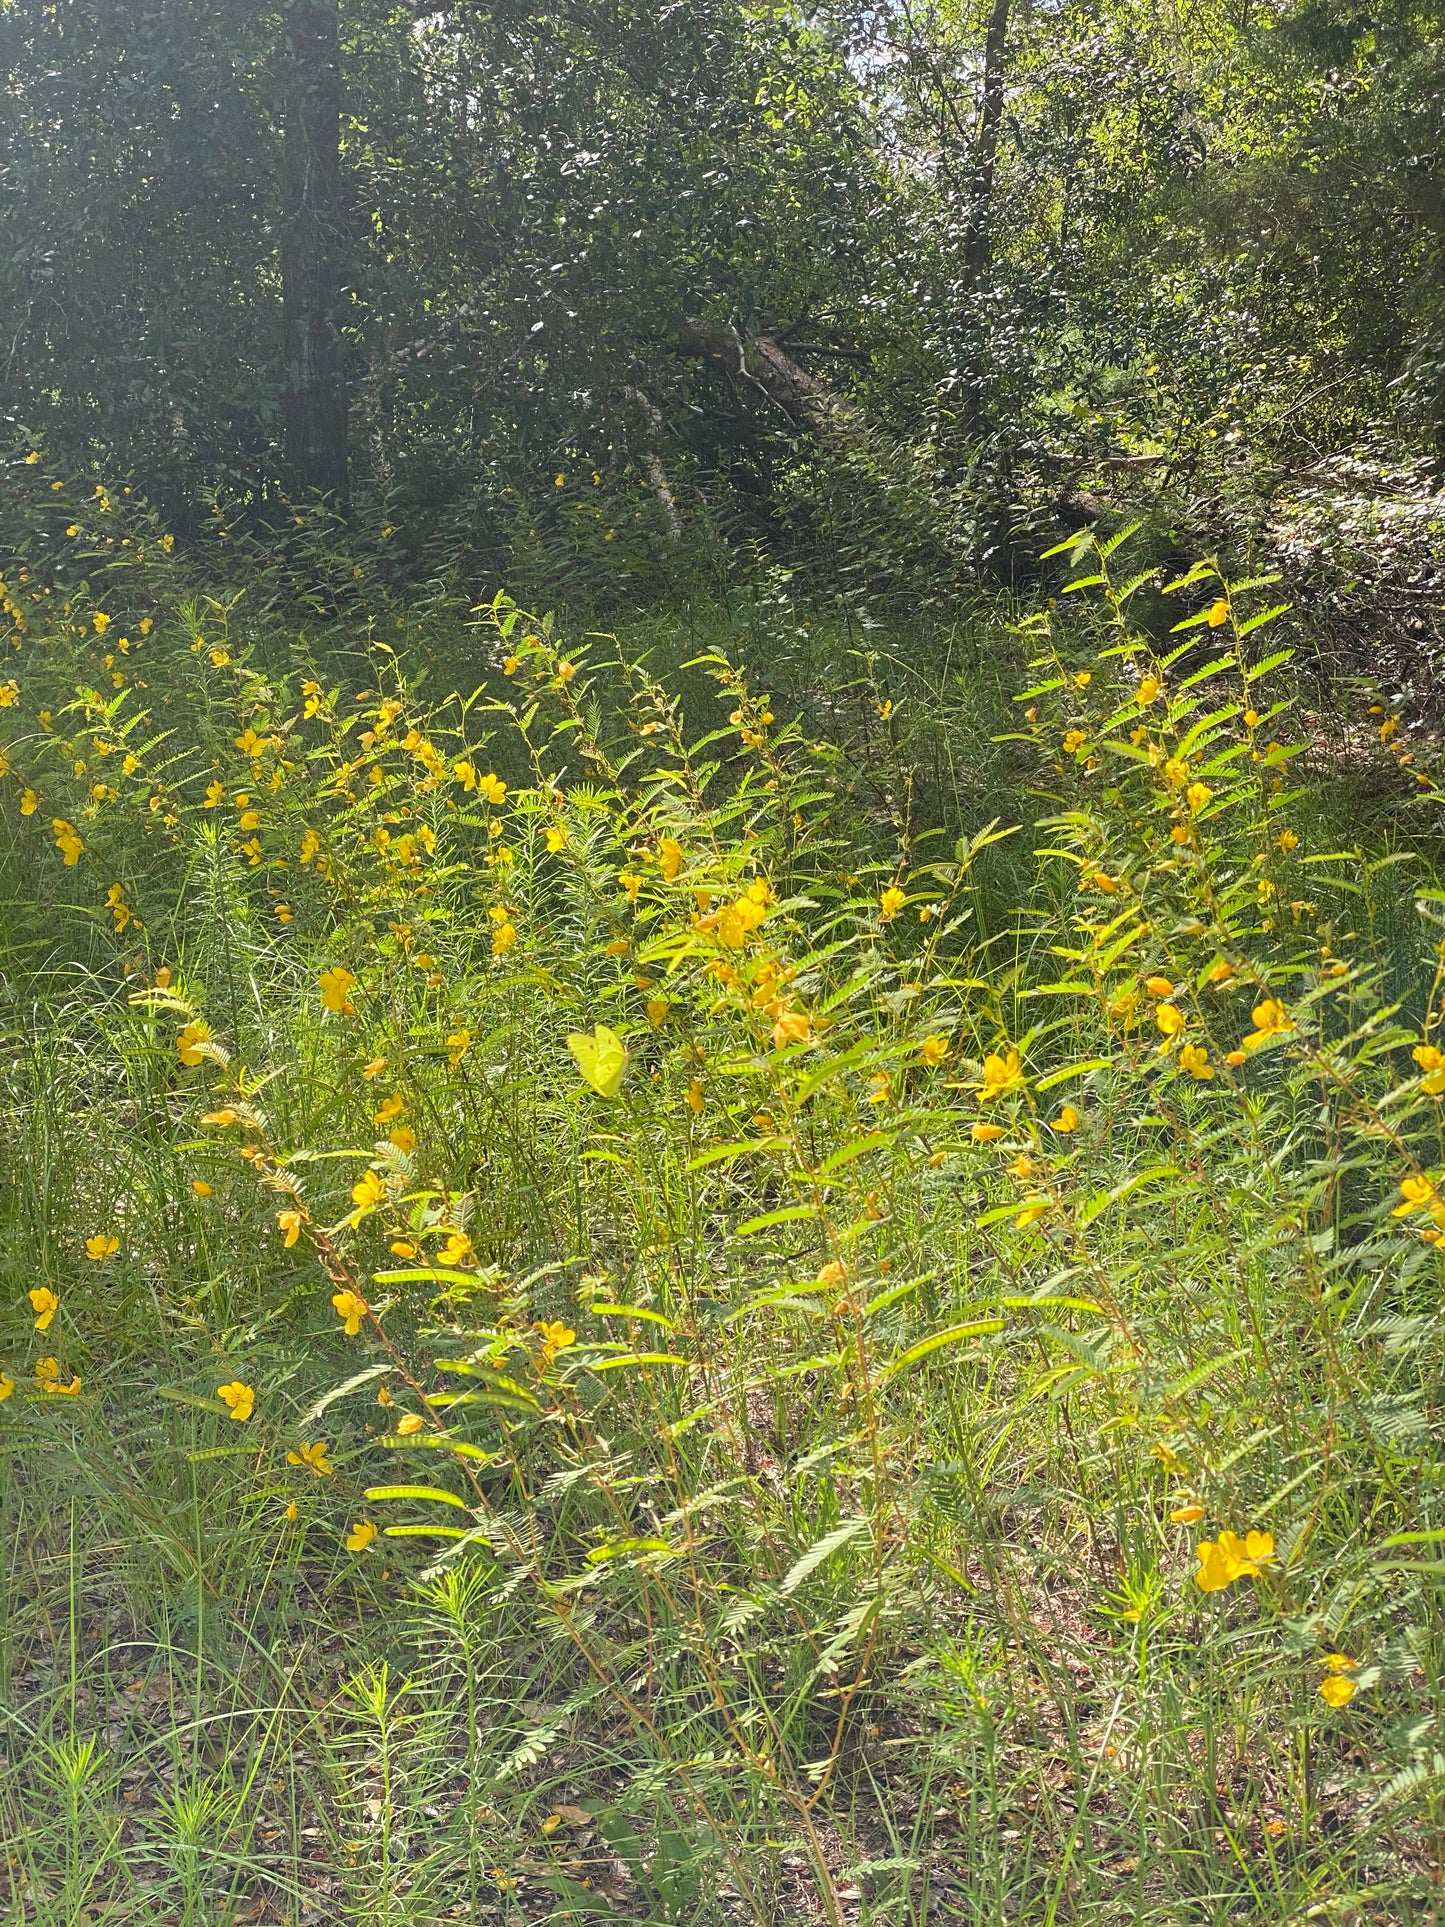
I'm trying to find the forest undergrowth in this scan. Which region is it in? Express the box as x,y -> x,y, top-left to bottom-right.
2,485 -> 1445,1926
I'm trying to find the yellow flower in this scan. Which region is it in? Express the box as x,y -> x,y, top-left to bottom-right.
287,1440 -> 334,1476
491,920 -> 517,956
332,1288 -> 369,1335
771,1009 -> 811,1049
1053,1104 -> 1080,1132
1194,1528 -> 1274,1591
319,966 -> 355,1013
239,809 -> 260,832
0,1375 -> 14,1402
866,1073 -> 892,1106
1242,998 -> 1295,1051
373,1092 -> 404,1126
85,1233 -> 119,1261
35,1358 -> 81,1396
1169,1503 -> 1205,1524
1323,1651 -> 1357,1673
1136,673 -> 1161,705
351,1169 -> 386,1217
52,818 -> 83,864
879,885 -> 906,921
283,1499 -> 298,1521
816,1260 -> 848,1288
659,837 -> 683,880
1144,975 -> 1175,998
970,1121 -> 1005,1142
1206,598 -> 1230,628
446,1029 -> 472,1069
29,1287 -> 58,1331
23,451 -> 39,465
1394,1173 -> 1439,1217
192,1179 -> 212,1197
1062,728 -> 1087,753
544,823 -> 568,853
19,789 -> 37,816
919,1035 -> 950,1067
1185,781 -> 1213,811
1155,1004 -> 1185,1050
177,1025 -> 211,1071
534,1319 -> 577,1368
685,1080 -> 705,1114
437,1229 -> 476,1267
503,655 -> 520,675
556,660 -> 577,683
344,1521 -> 377,1553
694,878 -> 771,948
1413,1044 -> 1445,1096
1277,828 -> 1299,853
477,772 -> 506,805
1319,1674 -> 1356,1708
1206,959 -> 1235,987
396,1411 -> 424,1436
976,1049 -> 1023,1102
217,1381 -> 254,1422
1015,1198 -> 1050,1229
362,1056 -> 388,1080
1178,1042 -> 1214,1080
93,611 -> 111,634
277,1209 -> 303,1248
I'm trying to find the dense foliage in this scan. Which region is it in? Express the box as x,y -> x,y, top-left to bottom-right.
3,2 -> 1444,593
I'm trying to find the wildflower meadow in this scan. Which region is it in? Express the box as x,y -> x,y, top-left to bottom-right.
0,463 -> 1442,1925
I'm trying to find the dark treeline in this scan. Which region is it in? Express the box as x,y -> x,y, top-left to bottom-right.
2,1 -> 1444,621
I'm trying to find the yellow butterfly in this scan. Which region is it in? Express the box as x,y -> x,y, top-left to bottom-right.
567,1023 -> 629,1098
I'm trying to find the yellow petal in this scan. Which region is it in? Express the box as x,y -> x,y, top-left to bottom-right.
1194,1540 -> 1237,1591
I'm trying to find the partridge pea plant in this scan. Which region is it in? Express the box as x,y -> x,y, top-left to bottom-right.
0,517 -> 1443,1921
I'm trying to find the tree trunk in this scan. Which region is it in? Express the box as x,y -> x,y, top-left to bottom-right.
675,319 -> 869,442
962,0 -> 1011,280
281,0 -> 348,507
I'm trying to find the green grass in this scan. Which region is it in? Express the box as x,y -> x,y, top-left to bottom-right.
0,513 -> 1443,1926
